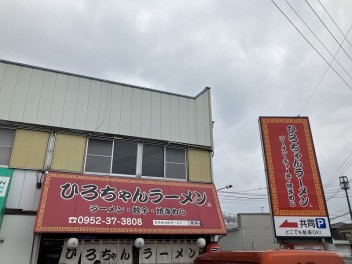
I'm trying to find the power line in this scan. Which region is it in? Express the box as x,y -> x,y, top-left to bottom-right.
298,24 -> 352,115
270,0 -> 352,89
324,152 -> 352,188
304,0 -> 352,62
316,0 -> 352,49
284,0 -> 352,82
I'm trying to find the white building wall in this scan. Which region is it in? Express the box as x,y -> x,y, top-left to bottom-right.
0,60 -> 213,148
0,215 -> 37,264
6,170 -> 41,210
219,214 -> 280,251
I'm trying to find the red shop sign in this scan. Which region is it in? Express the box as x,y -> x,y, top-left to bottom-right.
259,117 -> 328,217
34,172 -> 226,234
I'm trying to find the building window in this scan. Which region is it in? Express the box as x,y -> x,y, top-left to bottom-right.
85,139 -> 137,175
165,148 -> 186,180
0,128 -> 16,166
142,144 -> 164,178
142,144 -> 186,180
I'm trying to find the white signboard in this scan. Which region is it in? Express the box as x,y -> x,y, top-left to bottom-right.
0,176 -> 10,197
274,216 -> 331,237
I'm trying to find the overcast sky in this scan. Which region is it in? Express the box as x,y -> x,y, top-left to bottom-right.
1,0 -> 352,223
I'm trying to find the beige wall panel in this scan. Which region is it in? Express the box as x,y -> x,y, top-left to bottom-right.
51,133 -> 86,172
10,130 -> 49,170
160,93 -> 171,141
188,149 -> 212,182
120,86 -> 133,135
8,67 -> 32,121
49,73 -> 68,127
151,92 -> 161,140
108,83 -> 123,134
22,69 -> 45,123
62,76 -> 79,128
96,82 -> 111,133
141,90 -> 152,138
74,78 -> 90,130
179,97 -> 189,143
36,71 -> 56,124
0,64 -> 19,119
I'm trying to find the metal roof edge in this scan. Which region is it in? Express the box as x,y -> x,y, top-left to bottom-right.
0,58 -> 207,99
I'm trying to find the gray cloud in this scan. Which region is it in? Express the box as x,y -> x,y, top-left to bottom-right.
1,0 -> 352,221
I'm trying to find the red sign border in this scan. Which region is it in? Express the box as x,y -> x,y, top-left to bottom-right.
35,172 -> 227,235
259,117 -> 328,217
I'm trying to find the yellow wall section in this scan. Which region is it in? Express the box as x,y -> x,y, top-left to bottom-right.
10,129 -> 49,170
188,148 -> 212,182
51,133 -> 86,172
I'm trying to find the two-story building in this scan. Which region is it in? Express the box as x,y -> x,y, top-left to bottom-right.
0,59 -> 225,264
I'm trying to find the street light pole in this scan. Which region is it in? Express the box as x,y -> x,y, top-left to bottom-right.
216,185 -> 233,191
339,176 -> 352,222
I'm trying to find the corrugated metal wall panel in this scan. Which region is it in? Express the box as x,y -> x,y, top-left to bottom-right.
170,95 -> 180,142
109,83 -> 123,134
151,92 -> 161,140
195,93 -> 206,145
8,67 -> 32,122
23,69 -> 45,124
160,93 -> 170,141
74,77 -> 90,130
187,99 -> 197,144
119,86 -> 133,135
49,73 -> 68,127
0,61 -> 214,148
179,97 -> 189,143
141,90 -> 152,139
86,80 -> 101,131
61,76 -> 79,128
130,88 -> 143,138
36,71 -> 56,124
0,62 -> 6,89
0,64 -> 19,120
96,82 -> 111,133
203,91 -> 212,146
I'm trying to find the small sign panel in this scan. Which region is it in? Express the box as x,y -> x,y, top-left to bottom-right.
274,216 -> 331,237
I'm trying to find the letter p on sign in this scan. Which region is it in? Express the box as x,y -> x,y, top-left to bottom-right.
315,218 -> 326,229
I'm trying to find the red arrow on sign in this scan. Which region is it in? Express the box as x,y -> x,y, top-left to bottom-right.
279,219 -> 298,228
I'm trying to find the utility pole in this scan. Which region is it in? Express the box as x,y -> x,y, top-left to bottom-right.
339,176 -> 352,222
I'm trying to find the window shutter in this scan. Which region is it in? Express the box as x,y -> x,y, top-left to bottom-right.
10,129 -> 49,170
51,133 -> 86,172
188,149 -> 212,182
